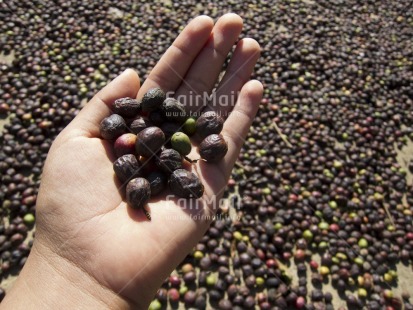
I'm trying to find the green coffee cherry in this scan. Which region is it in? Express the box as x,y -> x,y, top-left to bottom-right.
148,299 -> 162,310
303,229 -> 313,241
358,288 -> 368,298
256,277 -> 265,286
193,250 -> 204,259
233,231 -> 243,241
171,132 -> 191,155
320,266 -> 330,275
179,286 -> 188,295
358,238 -> 368,248
23,213 -> 35,225
206,274 -> 216,286
183,117 -> 197,135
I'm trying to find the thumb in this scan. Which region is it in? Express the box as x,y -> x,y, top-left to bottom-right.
68,68 -> 140,137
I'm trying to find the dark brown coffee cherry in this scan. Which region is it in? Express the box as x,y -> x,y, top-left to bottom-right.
162,98 -> 187,122
135,127 -> 165,158
126,178 -> 151,210
113,154 -> 141,183
199,134 -> 228,163
156,149 -> 183,173
141,88 -> 166,112
169,169 -> 204,198
129,116 -> 152,134
99,114 -> 126,140
147,171 -> 167,196
149,109 -> 166,126
161,122 -> 181,139
196,111 -> 224,139
113,97 -> 141,118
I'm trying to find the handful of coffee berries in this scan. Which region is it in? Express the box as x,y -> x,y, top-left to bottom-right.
99,88 -> 228,220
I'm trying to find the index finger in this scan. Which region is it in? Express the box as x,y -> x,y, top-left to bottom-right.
137,15 -> 214,98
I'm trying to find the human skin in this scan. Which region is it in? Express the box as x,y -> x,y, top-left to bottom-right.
1,13 -> 263,309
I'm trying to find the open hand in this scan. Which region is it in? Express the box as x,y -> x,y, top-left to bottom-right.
3,13 -> 263,309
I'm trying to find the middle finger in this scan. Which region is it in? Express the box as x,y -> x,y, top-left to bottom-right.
175,13 -> 243,114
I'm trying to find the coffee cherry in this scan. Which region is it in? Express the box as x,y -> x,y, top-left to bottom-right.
199,134 -> 228,162
161,122 -> 181,139
100,114 -> 126,140
169,169 -> 204,198
113,97 -> 141,118
196,111 -> 224,139
147,171 -> 167,196
183,117 -> 197,136
23,214 -> 35,226
126,178 -> 151,210
135,127 -> 165,158
162,98 -> 187,122
129,116 -> 152,134
141,88 -> 166,112
171,132 -> 192,155
114,133 -> 137,158
156,149 -> 183,173
149,109 -> 166,126
113,154 -> 141,183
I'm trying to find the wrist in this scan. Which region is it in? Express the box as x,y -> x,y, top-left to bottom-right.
1,241 -> 134,309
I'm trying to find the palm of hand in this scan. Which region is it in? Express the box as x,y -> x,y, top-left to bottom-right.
34,14 -> 262,308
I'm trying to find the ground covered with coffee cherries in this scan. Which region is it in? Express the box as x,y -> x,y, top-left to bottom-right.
1,0 -> 413,309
